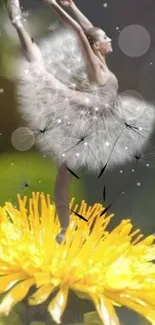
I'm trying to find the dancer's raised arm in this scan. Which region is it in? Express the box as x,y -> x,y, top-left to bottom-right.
59,0 -> 93,33
43,0 -> 103,83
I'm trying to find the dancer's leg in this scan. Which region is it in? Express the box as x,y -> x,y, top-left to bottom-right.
54,164 -> 72,229
8,0 -> 43,63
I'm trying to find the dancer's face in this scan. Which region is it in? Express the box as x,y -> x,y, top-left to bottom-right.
93,29 -> 112,55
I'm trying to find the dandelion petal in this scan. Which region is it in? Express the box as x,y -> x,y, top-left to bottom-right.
48,286 -> 69,324
91,294 -> 120,325
29,284 -> 55,305
0,278 -> 34,315
0,273 -> 27,294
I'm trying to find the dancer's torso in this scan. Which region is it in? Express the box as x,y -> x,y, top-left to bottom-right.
86,69 -> 119,111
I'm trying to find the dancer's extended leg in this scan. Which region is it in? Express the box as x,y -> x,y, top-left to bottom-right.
54,164 -> 72,231
8,0 -> 43,63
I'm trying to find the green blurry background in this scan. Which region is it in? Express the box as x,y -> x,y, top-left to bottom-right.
0,0 -> 155,324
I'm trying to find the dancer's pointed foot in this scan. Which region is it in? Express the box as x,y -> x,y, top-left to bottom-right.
56,227 -> 67,244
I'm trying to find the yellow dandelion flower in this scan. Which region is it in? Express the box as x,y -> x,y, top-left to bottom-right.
0,192 -> 155,325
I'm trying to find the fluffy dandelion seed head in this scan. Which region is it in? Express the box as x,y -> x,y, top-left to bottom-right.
0,193 -> 155,324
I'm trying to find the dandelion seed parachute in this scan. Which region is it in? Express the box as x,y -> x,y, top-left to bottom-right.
15,28 -> 155,173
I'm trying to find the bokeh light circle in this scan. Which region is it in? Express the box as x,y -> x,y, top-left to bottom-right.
11,127 -> 35,151
119,90 -> 145,120
118,25 -> 151,57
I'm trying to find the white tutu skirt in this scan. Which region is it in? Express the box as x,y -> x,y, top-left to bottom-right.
15,28 -> 155,174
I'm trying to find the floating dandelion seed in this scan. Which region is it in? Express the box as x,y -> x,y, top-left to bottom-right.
8,158 -> 39,199
31,115 -> 80,179
64,121 -> 102,169
124,121 -> 145,138
132,138 -> 155,170
0,192 -> 155,325
32,114 -> 62,138
98,127 -> 125,178
97,94 -> 149,179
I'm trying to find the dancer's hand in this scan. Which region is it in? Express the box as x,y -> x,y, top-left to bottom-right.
59,0 -> 73,7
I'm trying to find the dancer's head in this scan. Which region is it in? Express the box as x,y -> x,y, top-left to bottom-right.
86,27 -> 112,56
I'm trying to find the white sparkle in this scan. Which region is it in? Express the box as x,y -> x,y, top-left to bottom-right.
146,163 -> 150,167
17,20 -> 22,27
116,26 -> 120,30
84,142 -> 88,146
12,15 -> 22,27
43,155 -> 46,158
58,119 -> 61,124
48,21 -> 60,31
132,169 -> 135,172
105,141 -> 110,147
22,10 -> 31,18
122,192 -> 125,195
24,69 -> 29,74
68,122 -> 71,125
11,163 -> 14,166
71,83 -> 76,89
0,88 -> 4,93
137,182 -> 141,186
76,153 -> 80,156
120,170 -> 123,173
139,127 -> 143,131
150,62 -> 153,65
94,107 -> 99,111
85,97 -> 90,104
125,146 -> 128,150
62,153 -> 66,157
103,3 -> 108,7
